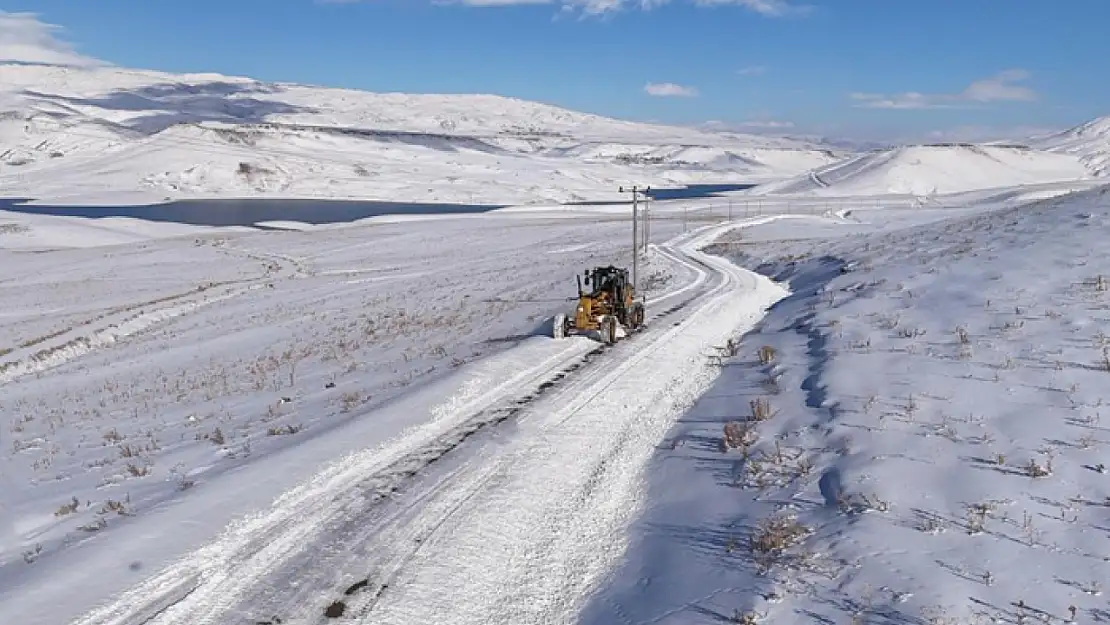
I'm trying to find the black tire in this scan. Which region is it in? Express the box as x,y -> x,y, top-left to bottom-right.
553,313 -> 568,339
631,304 -> 644,329
602,316 -> 617,344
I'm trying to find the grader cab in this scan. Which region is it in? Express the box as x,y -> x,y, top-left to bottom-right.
553,265 -> 644,344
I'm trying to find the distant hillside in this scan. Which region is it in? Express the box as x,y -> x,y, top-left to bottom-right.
0,62 -> 844,205
747,144 -> 1090,197
1030,115 -> 1110,177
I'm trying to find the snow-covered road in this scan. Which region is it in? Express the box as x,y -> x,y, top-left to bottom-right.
45,223 -> 783,625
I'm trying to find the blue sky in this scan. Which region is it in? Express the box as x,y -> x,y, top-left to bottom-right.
3,0 -> 1109,141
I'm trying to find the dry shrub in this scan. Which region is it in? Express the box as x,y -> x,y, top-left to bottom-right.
126,463 -> 150,477
757,345 -> 776,365
722,421 -> 755,451
750,397 -> 774,422
340,391 -> 364,413
54,496 -> 80,517
1026,458 -> 1051,478
100,499 -> 131,516
267,424 -> 302,436
750,513 -> 809,570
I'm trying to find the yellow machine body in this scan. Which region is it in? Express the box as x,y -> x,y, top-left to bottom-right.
554,265 -> 644,344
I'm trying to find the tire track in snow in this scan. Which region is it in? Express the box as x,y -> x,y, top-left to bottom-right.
66,239 -> 713,625
0,240 -> 300,386
64,223 -> 777,625
323,268 -> 731,624
300,225 -> 773,624
0,282 -> 258,385
344,234 -> 785,625
228,246 -> 723,625
67,338 -> 601,625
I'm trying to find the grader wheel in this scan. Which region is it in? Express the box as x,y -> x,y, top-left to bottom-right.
600,315 -> 618,345
629,303 -> 645,329
553,313 -> 569,339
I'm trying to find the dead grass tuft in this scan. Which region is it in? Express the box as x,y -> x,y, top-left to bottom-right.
749,513 -> 810,571
749,397 -> 775,422
267,424 -> 303,436
722,421 -> 756,452
54,496 -> 80,517
757,345 -> 777,365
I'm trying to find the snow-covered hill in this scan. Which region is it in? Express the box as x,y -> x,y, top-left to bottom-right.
746,144 -> 1091,197
0,62 -> 842,205
1031,115 -> 1110,177
584,183 -> 1110,625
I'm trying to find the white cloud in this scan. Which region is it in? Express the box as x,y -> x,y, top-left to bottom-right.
921,124 -> 1060,143
851,70 -> 1037,110
699,119 -> 796,134
457,0 -> 553,5
736,65 -> 768,76
428,0 -> 810,16
0,11 -> 104,67
644,82 -> 698,97
737,119 -> 793,128
692,0 -> 810,17
962,69 -> 1037,103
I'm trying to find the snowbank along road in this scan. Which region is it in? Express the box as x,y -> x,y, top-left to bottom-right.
58,222 -> 786,625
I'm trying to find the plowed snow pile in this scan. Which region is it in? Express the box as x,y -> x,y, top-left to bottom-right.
585,185 -> 1110,624
752,144 -> 1089,197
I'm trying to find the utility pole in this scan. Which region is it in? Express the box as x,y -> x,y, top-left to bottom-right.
642,192 -> 651,253
619,185 -> 650,293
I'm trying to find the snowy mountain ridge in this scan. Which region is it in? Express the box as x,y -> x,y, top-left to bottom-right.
0,62 -> 820,146
0,62 -> 844,205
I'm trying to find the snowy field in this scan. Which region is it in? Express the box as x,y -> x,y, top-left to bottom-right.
585,184 -> 1110,625
0,197 -> 774,625
5,177 -> 1110,625
5,49 -> 1110,625
0,209 -> 675,548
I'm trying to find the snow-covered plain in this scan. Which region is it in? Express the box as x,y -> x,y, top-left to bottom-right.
584,184 -> 1110,625
6,51 -> 1110,625
7,171 -> 1110,625
0,197 -> 798,625
0,183 -> 1073,625
0,61 -> 843,206
2,206 -> 687,620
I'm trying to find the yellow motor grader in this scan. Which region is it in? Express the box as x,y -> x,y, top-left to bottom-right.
553,265 -> 644,344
